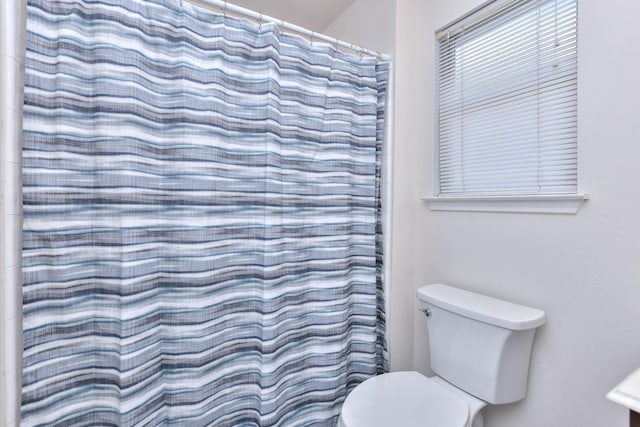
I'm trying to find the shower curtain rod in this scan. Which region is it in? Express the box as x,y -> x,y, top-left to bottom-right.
183,0 -> 392,61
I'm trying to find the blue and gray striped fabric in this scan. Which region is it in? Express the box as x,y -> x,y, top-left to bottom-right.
22,0 -> 389,425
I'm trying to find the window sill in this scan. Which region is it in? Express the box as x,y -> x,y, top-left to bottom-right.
422,194 -> 589,214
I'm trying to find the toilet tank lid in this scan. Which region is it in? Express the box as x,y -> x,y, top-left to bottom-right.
417,284 -> 546,331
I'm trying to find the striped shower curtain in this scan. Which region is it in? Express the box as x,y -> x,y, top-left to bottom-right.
21,0 -> 389,426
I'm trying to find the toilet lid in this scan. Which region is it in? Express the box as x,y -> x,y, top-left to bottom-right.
340,372 -> 469,427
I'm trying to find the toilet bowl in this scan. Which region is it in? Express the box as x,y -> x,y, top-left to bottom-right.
338,284 -> 546,427
339,371 -> 486,427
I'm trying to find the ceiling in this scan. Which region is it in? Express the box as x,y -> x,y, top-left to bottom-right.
228,0 -> 356,32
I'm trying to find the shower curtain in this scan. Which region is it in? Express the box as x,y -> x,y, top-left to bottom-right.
21,0 -> 389,425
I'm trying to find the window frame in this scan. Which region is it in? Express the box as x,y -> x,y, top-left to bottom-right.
427,0 -> 587,214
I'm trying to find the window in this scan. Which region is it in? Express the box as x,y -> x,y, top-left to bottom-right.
431,0 -> 584,212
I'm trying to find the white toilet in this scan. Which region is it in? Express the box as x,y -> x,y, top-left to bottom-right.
339,283 -> 546,427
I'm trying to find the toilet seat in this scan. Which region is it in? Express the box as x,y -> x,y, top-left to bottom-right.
340,371 -> 469,427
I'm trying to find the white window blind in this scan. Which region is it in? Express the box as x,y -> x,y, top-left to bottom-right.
436,0 -> 577,196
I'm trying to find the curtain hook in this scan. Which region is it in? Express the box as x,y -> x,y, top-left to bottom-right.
259,13 -> 263,31
310,31 -> 315,45
223,1 -> 227,18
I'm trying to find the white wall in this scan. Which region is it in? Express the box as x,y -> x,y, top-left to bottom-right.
415,0 -> 640,425
323,0 -> 395,55
328,0 -> 640,425
0,0 -> 26,426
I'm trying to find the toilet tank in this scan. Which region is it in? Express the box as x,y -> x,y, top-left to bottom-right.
417,284 -> 546,405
